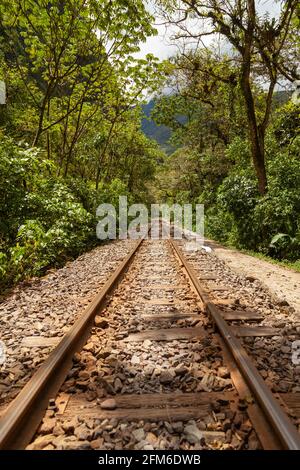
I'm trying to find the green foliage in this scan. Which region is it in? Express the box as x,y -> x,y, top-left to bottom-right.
0,131 -> 159,287
0,136 -> 93,285
157,89 -> 300,262
225,137 -> 252,167
216,174 -> 259,248
207,129 -> 300,259
152,0 -> 299,260
274,102 -> 300,146
1,0 -> 299,287
204,207 -> 234,244
0,1 -> 163,288
0,136 -> 48,246
218,175 -> 258,215
269,233 -> 300,260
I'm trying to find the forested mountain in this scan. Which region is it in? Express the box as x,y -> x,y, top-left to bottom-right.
141,100 -> 173,153
143,91 -> 291,148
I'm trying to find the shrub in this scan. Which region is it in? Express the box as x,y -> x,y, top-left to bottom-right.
0,137 -> 96,286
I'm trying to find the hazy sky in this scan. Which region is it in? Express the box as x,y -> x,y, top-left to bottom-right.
137,0 -> 282,60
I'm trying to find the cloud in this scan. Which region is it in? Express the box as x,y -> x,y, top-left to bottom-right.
136,0 -> 282,60
136,30 -> 176,60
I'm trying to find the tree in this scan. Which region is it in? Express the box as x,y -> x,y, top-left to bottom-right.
0,0 -> 159,148
153,51 -> 248,149
156,0 -> 299,194
0,1 -> 166,286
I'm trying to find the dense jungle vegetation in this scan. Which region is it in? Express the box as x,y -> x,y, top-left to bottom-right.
0,1 -> 299,288
153,0 -> 300,268
0,0 -> 165,287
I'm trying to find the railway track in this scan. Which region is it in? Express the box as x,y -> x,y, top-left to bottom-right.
0,232 -> 299,450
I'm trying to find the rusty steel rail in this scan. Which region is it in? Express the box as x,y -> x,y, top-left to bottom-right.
169,238 -> 300,451
0,237 -> 145,450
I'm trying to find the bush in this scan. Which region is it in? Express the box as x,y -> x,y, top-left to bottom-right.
269,232 -> 300,261
3,191 -> 94,284
0,135 -> 51,248
204,123 -> 300,261
205,207 -> 234,243
216,174 -> 260,248
0,135 -> 141,288
0,137 -> 128,287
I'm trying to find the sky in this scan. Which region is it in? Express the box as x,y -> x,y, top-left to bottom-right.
136,1 -> 175,60
137,0 -> 282,60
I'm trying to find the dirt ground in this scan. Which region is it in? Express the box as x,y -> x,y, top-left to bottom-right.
205,240 -> 300,317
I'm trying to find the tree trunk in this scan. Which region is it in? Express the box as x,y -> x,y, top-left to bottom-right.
32,81 -> 54,147
240,78 -> 268,195
46,99 -> 51,160
33,98 -> 47,147
252,128 -> 267,195
95,165 -> 101,190
240,0 -> 268,195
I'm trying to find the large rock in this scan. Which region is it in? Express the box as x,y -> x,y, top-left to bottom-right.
172,422 -> 184,433
146,432 -> 158,446
100,398 -> 117,410
132,428 -> 145,442
74,425 -> 91,441
160,369 -> 175,384
62,417 -> 78,434
175,366 -> 188,377
95,317 -> 109,329
114,377 -> 123,393
26,435 -> 54,450
39,418 -> 56,435
184,423 -> 203,444
131,355 -> 140,365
